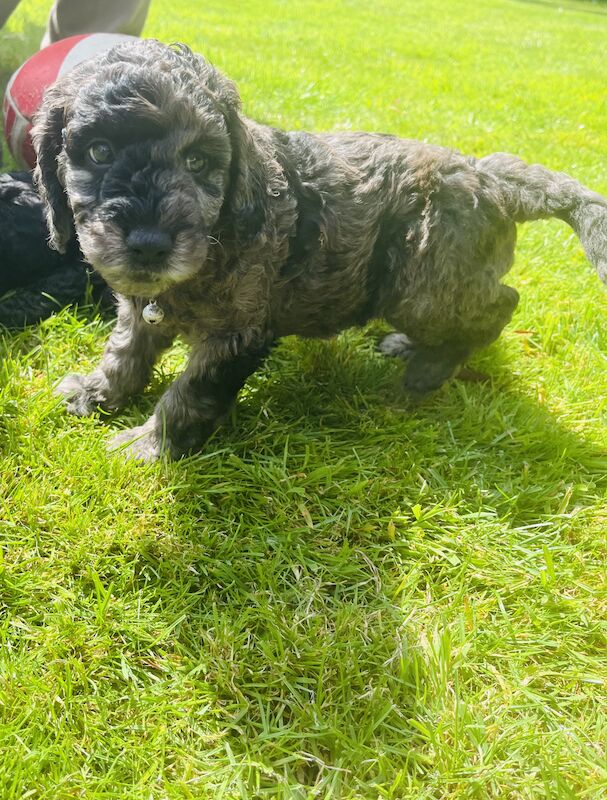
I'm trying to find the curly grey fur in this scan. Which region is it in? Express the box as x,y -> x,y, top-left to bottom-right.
31,39 -> 607,460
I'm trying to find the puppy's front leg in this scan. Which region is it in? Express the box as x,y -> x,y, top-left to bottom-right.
109,338 -> 271,461
55,299 -> 174,416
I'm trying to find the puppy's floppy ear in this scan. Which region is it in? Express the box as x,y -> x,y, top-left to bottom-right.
31,90 -> 72,254
180,49 -> 270,246
223,110 -> 270,245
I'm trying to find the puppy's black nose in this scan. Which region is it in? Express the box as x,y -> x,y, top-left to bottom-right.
126,228 -> 172,266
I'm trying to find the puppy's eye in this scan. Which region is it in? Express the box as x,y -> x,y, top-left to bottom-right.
184,151 -> 206,173
87,141 -> 114,166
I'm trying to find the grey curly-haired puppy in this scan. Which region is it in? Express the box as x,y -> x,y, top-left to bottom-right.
32,39 -> 607,460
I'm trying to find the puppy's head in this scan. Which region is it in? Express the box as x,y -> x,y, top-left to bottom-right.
32,40 -> 265,297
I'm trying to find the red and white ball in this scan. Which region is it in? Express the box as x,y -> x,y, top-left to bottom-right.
3,33 -> 137,169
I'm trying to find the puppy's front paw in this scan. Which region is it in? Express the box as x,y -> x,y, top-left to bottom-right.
54,373 -> 105,417
108,420 -> 162,462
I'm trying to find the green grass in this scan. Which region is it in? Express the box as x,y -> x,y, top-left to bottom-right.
2,0 -> 607,797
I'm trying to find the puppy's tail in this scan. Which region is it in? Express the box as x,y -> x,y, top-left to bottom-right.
477,152 -> 607,282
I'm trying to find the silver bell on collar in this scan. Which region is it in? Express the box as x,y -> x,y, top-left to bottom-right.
142,300 -> 165,325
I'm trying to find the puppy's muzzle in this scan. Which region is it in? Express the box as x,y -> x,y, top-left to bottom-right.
126,227 -> 173,268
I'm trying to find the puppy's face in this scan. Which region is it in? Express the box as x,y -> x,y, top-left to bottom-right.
33,42 -> 247,297
62,89 -> 231,296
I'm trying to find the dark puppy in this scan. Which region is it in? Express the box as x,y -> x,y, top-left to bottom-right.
0,171 -> 112,328
32,39 -> 607,460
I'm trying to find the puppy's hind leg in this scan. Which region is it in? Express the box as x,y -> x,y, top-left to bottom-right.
378,332 -> 472,390
401,339 -> 476,395
385,284 -> 520,396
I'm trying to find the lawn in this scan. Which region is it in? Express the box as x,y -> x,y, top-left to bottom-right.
1,0 -> 607,797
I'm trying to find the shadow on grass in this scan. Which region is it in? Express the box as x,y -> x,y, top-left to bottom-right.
189,331 -> 607,525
